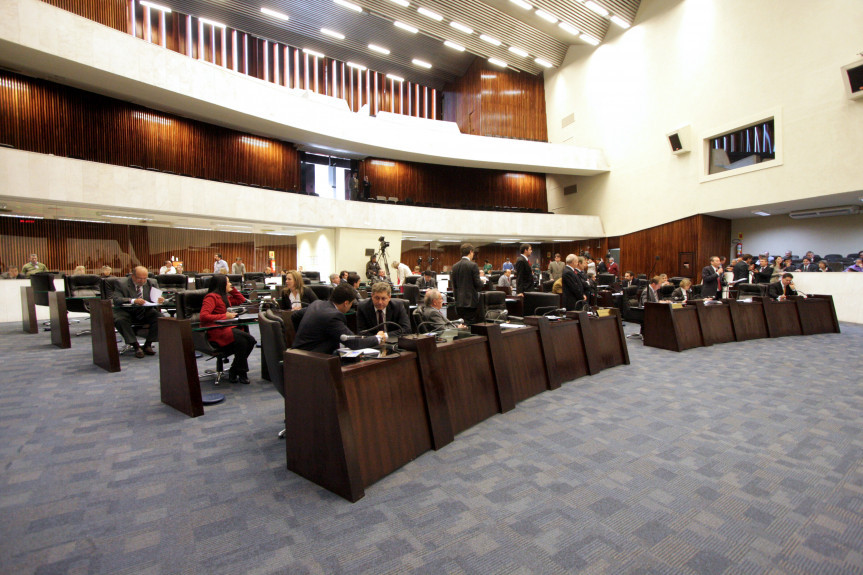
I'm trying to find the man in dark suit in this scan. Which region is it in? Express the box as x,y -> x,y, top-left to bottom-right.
111,266 -> 164,358
640,276 -> 661,306
700,256 -> 726,300
292,284 -> 383,354
732,254 -> 753,282
416,270 -> 436,290
620,271 -> 636,288
451,243 -> 483,325
753,255 -> 773,283
561,254 -> 585,311
515,243 -> 535,295
356,282 -> 411,335
767,273 -> 800,299
797,257 -> 816,272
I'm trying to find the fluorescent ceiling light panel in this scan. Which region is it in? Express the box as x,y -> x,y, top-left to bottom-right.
417,7 -> 443,21
488,57 -> 508,67
449,21 -> 473,34
558,22 -> 579,36
444,40 -> 465,51
581,34 -> 600,46
321,28 -> 345,39
386,73 -> 404,81
394,21 -> 418,33
371,160 -> 395,166
368,43 -> 390,54
101,214 -> 153,220
584,1 -> 609,17
198,17 -> 226,28
535,9 -> 557,23
412,58 -> 432,68
59,218 -> 108,223
302,48 -> 325,58
508,46 -> 528,57
479,34 -> 501,46
752,211 -> 771,217
141,1 -> 172,12
534,57 -> 553,68
346,62 -> 367,70
610,15 -> 631,29
438,239 -> 461,242
0,213 -> 44,219
217,224 -> 253,228
388,0 -> 410,6
260,7 -> 288,20
240,136 -> 269,147
334,0 -> 362,13
509,0 -> 532,9
174,226 -> 212,231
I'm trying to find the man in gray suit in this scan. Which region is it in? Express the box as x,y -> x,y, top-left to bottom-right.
451,243 -> 483,325
111,266 -> 164,358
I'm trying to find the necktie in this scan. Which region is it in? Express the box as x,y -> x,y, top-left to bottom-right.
377,309 -> 384,328
136,285 -> 143,300
716,268 -> 721,293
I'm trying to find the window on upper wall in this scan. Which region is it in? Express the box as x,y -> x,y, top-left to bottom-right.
701,110 -> 783,182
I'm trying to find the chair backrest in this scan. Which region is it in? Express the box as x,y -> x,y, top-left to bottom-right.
401,283 -> 420,304
403,274 -> 421,285
301,271 -> 321,282
659,284 -> 676,300
177,289 -> 208,321
669,277 -> 686,287
523,292 -> 561,316
245,272 -> 265,282
390,298 -> 412,330
690,284 -> 702,298
258,313 -> 286,398
541,279 -> 556,293
597,273 -> 616,286
194,275 -> 213,290
308,284 -> 333,301
30,273 -> 56,306
67,274 -> 101,298
738,283 -> 767,297
477,290 -> 506,322
156,273 -> 187,291
227,274 -> 243,283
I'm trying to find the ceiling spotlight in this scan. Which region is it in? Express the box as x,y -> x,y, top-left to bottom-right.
450,21 -> 473,34
417,7 -> 443,21
394,21 -> 419,33
508,46 -> 529,58
510,0 -> 532,9
412,58 -> 432,68
610,15 -> 631,29
535,9 -> 557,24
581,34 -> 600,46
321,28 -> 345,39
334,0 -> 362,13
584,1 -> 609,17
260,7 -> 288,21
534,57 -> 553,68
444,40 -> 465,51
488,57 -> 508,68
479,34 -> 502,46
302,48 -> 326,58
558,22 -> 579,36
368,44 -> 391,55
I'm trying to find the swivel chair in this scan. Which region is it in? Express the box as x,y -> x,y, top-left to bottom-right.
177,290 -> 231,384
618,289 -> 644,339
541,279 -> 556,293
523,292 -> 561,316
401,283 -> 420,305
194,275 -> 213,290
658,284 -> 676,301
301,271 -> 321,283
403,275 -> 420,285
227,274 -> 243,285
737,283 -> 768,298
308,284 -> 333,301
477,291 -> 507,323
597,273 -> 616,287
258,312 -> 288,439
65,274 -> 101,335
156,273 -> 188,293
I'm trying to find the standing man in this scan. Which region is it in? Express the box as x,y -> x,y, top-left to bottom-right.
213,253 -> 229,275
349,172 -> 359,200
515,244 -> 535,295
732,254 -> 753,282
362,175 -> 371,200
548,253 -> 565,281
701,256 -> 726,300
365,254 -> 380,280
561,254 -> 585,311
607,257 -> 619,277
232,257 -> 246,275
21,254 -> 48,276
356,282 -> 411,336
451,243 -> 483,325
111,266 -> 164,358
391,260 -> 412,285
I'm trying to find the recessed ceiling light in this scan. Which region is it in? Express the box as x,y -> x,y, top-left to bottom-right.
346,62 -> 367,70
141,1 -> 172,13
321,28 -> 345,40
752,211 -> 771,217
417,7 -> 443,21
508,46 -> 529,58
444,40 -> 465,51
412,58 -> 432,69
217,229 -> 254,234
584,1 -> 609,17
581,34 -> 600,46
479,34 -> 502,46
368,43 -> 391,55
534,57 -> 553,68
388,0 -> 410,6
334,0 -> 362,13
371,160 -> 396,166
509,0 -> 532,9
240,136 -> 269,147
217,224 -> 254,229
302,48 -> 325,58
488,57 -> 508,67
610,15 -> 631,29
450,21 -> 473,34
558,22 -> 579,36
260,7 -> 288,21
386,74 -> 404,82
199,17 -> 226,28
535,9 -> 557,23
394,21 -> 418,33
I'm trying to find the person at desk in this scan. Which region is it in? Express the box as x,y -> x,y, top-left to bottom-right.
502,258 -> 513,272
72,265 -> 86,276
482,260 -> 493,275
497,269 -> 512,289
374,268 -> 392,286
817,260 -> 831,272
415,289 -> 467,333
213,253 -> 229,275
515,244 -> 535,295
174,263 -> 185,275
1,266 -> 24,279
357,282 -> 411,336
548,253 -> 565,281
562,254 -> 585,311
767,273 -> 802,300
641,276 -> 661,305
346,272 -> 361,290
200,274 -> 255,384
671,278 -> 693,302
451,243 -> 483,325
292,284 -> 384,354
159,260 -> 175,275
111,266 -> 164,358
339,270 -> 349,284
701,256 -> 727,300
21,254 -> 48,276
366,254 -> 380,280
232,257 -> 246,276
417,270 -> 436,290
99,265 -> 114,278
280,270 -> 317,310
328,273 -> 340,285
621,271 -> 636,288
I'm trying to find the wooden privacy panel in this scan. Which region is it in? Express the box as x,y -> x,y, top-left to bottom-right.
0,70 -> 301,191
443,58 -> 548,142
42,0 -> 128,32
360,159 -> 547,211
0,219 -> 296,275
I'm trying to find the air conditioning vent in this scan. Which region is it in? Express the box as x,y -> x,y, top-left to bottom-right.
789,205 -> 860,219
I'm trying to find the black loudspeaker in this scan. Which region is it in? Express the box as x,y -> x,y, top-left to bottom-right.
666,125 -> 691,155
842,60 -> 863,100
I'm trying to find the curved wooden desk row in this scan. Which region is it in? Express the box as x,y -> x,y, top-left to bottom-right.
643,295 -> 840,352
282,311 -> 629,502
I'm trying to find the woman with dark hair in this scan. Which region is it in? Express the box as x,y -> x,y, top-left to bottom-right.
280,270 -> 317,310
200,274 -> 256,384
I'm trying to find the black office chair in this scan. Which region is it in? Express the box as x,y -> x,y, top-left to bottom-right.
541,279 -> 556,293
258,312 -> 288,439
227,274 -> 243,284
737,283 -> 767,298
403,275 -> 421,285
308,284 -> 333,301
65,274 -> 101,335
669,277 -> 686,287
401,283 -> 420,305
618,289 -> 644,339
495,284 -> 512,296
194,275 -> 213,290
176,290 -> 231,385
477,291 -> 507,323
156,273 -> 188,293
301,271 -> 321,282
690,284 -> 703,299
389,298 -> 413,334
597,273 -> 616,286
658,284 -> 675,300
523,292 -> 561,316
245,272 -> 265,283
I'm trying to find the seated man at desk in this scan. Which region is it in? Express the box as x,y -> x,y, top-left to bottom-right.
414,289 -> 467,333
292,284 -> 385,354
417,270 -> 436,290
1,266 -> 24,279
21,254 -> 47,276
111,266 -> 164,358
99,265 -> 115,278
357,282 -> 411,336
497,269 -> 512,289
640,276 -> 661,306
767,273 -> 802,300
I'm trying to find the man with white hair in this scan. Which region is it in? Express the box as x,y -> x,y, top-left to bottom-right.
391,260 -> 412,285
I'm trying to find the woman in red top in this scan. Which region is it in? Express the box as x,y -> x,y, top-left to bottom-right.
200,274 -> 256,384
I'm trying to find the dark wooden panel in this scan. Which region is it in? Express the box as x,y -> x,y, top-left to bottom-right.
726,300 -> 768,341
796,296 -> 840,335
760,298 -> 803,338
578,310 -> 630,372
21,286 -> 37,334
43,0 -> 128,32
643,303 -> 703,352
535,317 -> 589,385
48,291 -> 71,349
158,317 -> 204,418
90,300 -> 121,372
493,326 -> 549,403
692,301 -> 735,346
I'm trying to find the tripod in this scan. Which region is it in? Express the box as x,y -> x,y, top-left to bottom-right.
375,246 -> 391,280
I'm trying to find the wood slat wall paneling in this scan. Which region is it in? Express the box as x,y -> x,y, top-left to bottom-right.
43,0 -> 128,32
0,218 -> 297,276
443,58 -> 548,142
400,244 -> 538,274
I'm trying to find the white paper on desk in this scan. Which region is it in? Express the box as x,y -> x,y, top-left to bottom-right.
149,287 -> 162,303
337,347 -> 380,358
138,301 -> 160,306
501,323 -> 527,329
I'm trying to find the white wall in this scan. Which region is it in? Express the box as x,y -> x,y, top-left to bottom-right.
731,213 -> 863,258
544,0 -> 863,236
334,229 -> 403,279
297,229 -> 336,278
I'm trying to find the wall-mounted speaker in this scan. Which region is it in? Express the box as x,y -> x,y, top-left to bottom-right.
666,125 -> 691,155
841,60 -> 863,101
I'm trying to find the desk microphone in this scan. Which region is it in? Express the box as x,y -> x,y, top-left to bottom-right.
359,321 -> 405,335
340,333 -> 370,342
542,307 -> 567,317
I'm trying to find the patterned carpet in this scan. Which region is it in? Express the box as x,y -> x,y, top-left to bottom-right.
1,320 -> 862,574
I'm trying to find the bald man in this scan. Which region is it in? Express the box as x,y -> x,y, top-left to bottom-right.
111,266 -> 164,358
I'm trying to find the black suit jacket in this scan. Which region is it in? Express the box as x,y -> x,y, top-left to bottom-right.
561,266 -> 584,311
732,260 -> 750,282
292,300 -> 379,354
753,265 -> 773,283
356,298 -> 411,335
515,255 -> 535,294
798,263 -> 816,272
701,265 -> 726,299
767,282 -> 797,299
279,287 -> 317,310
451,257 -> 482,308
640,286 -> 659,306
111,276 -> 159,305
671,287 -> 693,301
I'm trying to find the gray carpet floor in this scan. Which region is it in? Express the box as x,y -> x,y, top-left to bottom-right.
1,319 -> 862,574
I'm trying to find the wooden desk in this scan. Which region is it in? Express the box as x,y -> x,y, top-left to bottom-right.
158,317 -> 204,417
21,286 -> 37,334
691,300 -> 736,346
579,310 -> 630,373
472,323 -> 548,405
90,300 -> 121,372
48,291 -> 71,349
527,316 -> 588,387
725,299 -> 768,341
795,295 -> 840,335
643,302 -> 703,352
759,298 -> 803,338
